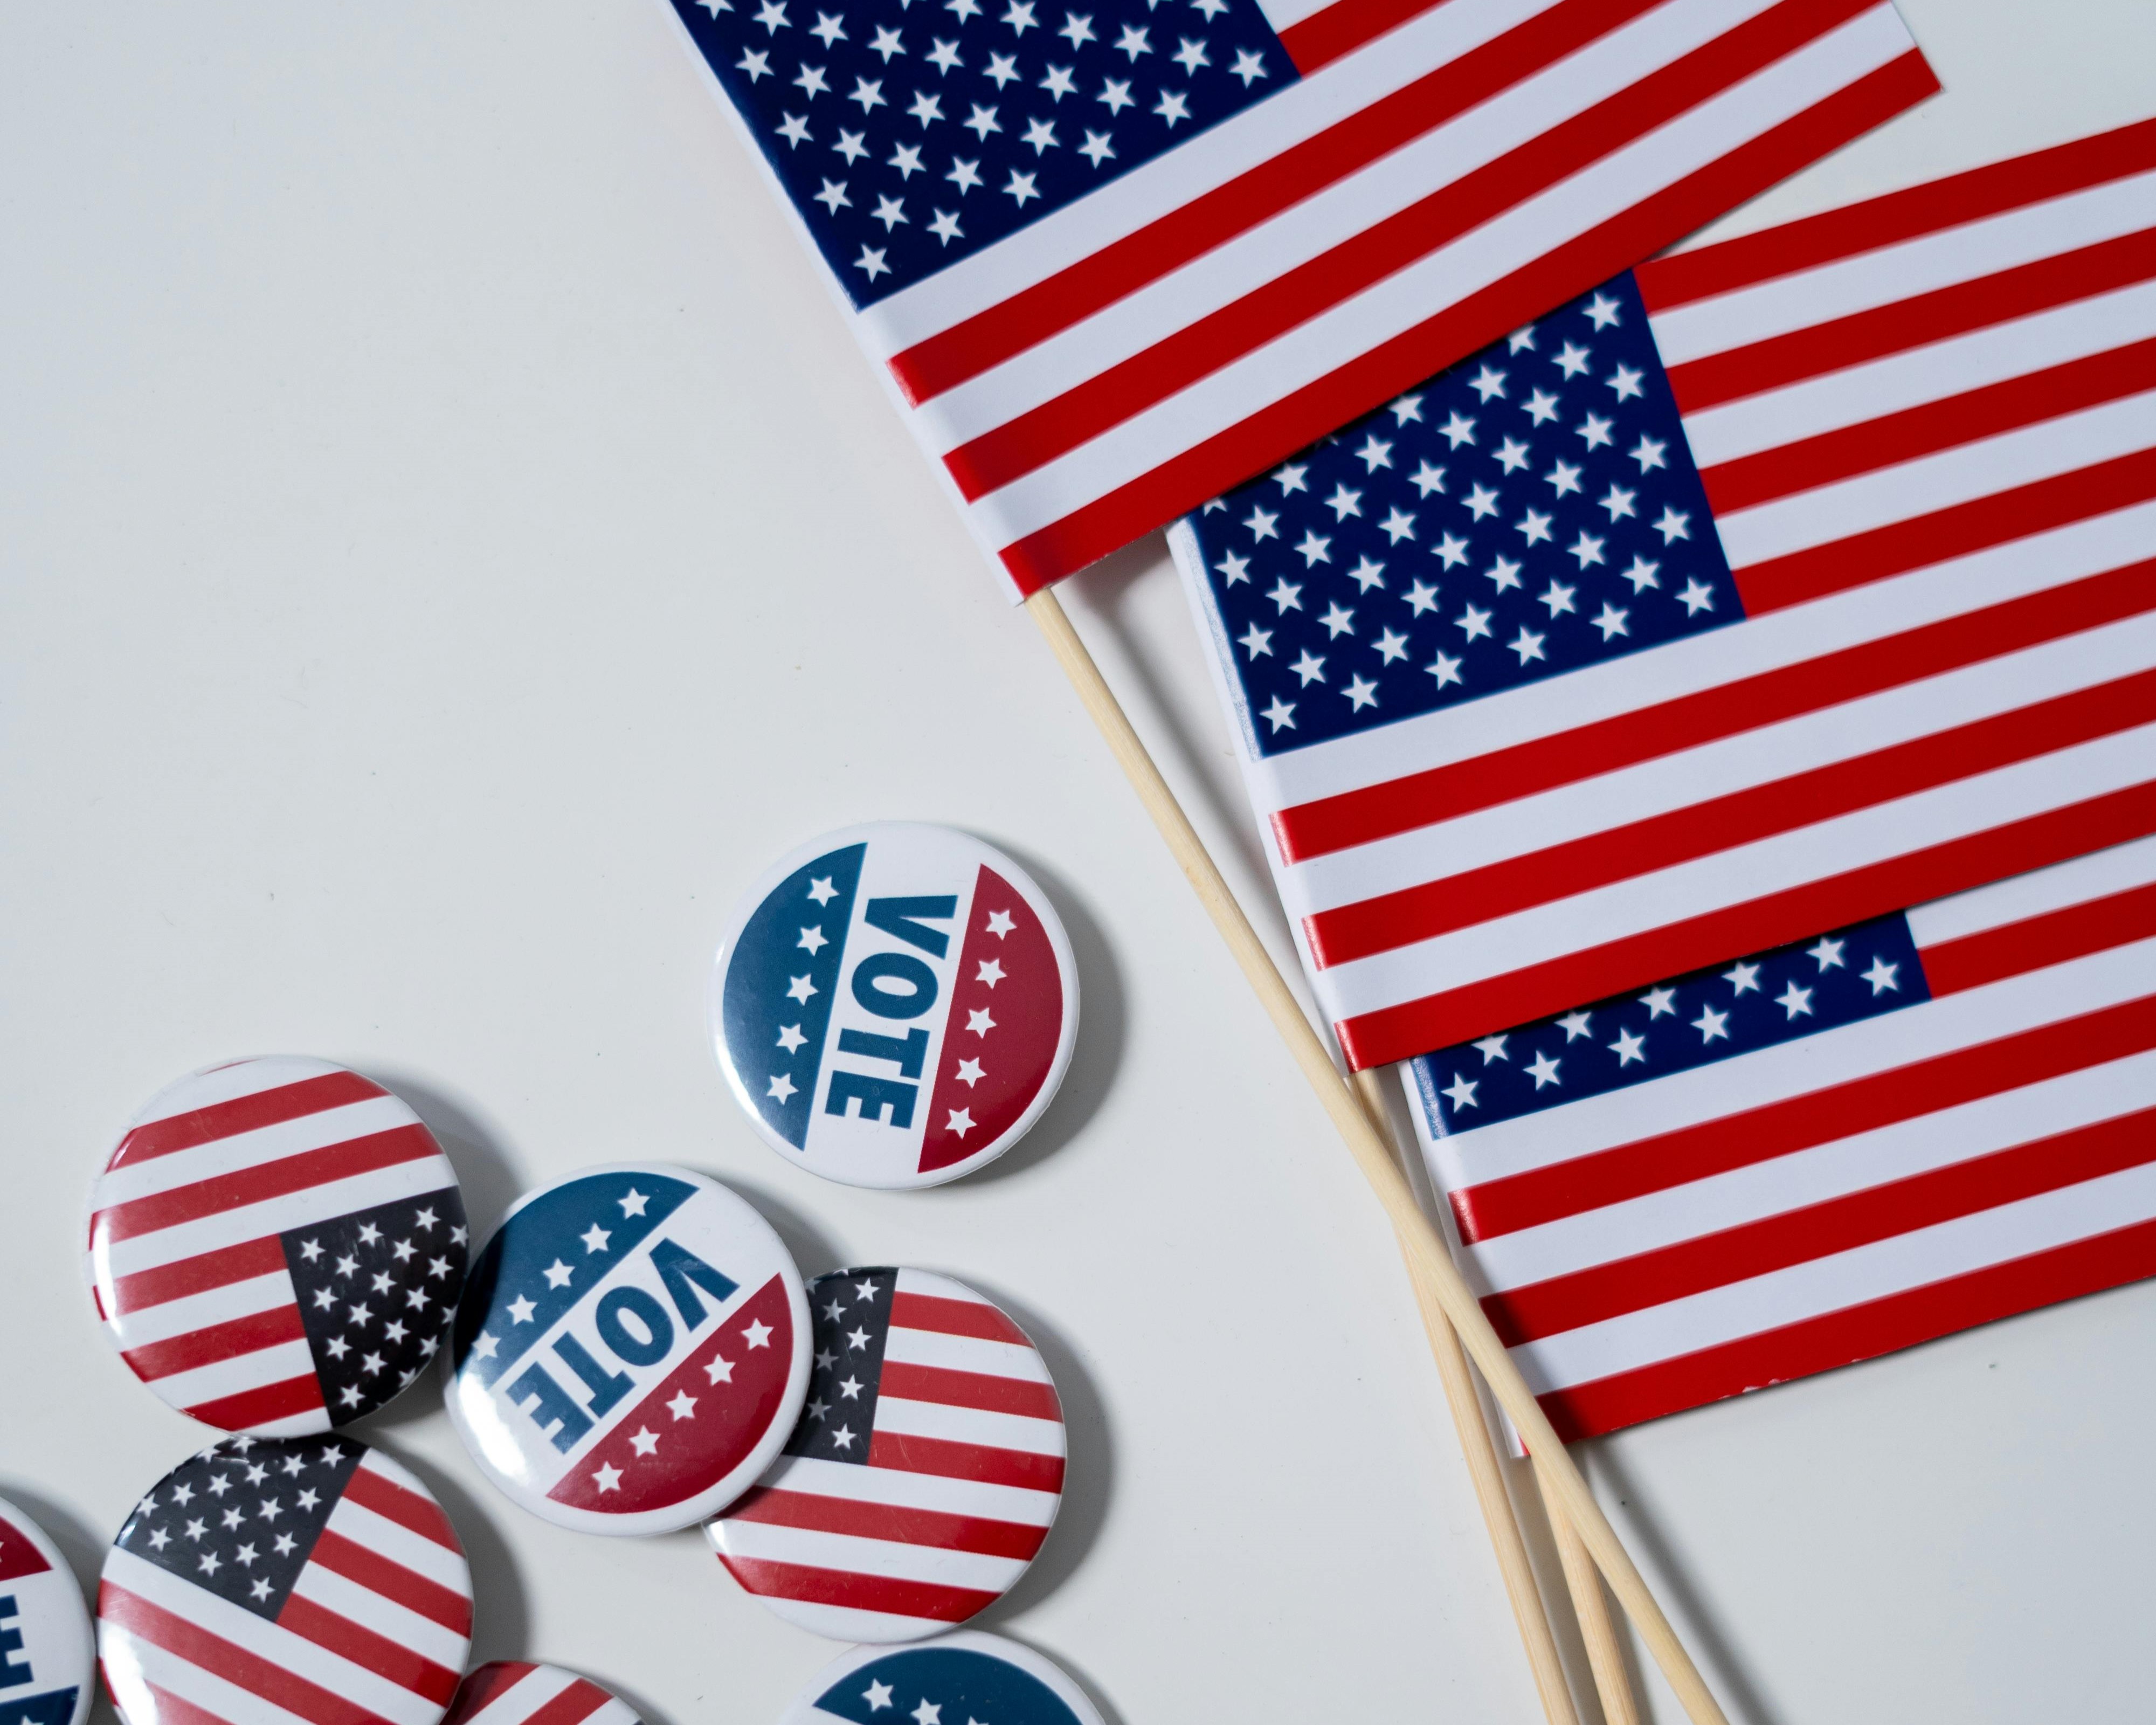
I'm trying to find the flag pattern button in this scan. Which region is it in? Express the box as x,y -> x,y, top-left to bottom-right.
442,1664 -> 638,1725
0,1496 -> 94,1725
714,824 -> 1079,1188
446,1164 -> 811,1535
708,1268 -> 1065,1642
96,1436 -> 473,1725
779,1632 -> 1103,1725
86,1058 -> 470,1435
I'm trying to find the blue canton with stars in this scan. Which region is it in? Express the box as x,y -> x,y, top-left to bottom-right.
668,0 -> 1294,305
113,1437 -> 364,1620
1409,913 -> 1931,1136
813,1643 -> 1085,1724
1187,273 -> 1737,757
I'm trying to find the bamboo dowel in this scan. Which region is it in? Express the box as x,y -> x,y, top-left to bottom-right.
1551,1478 -> 1646,1725
1355,1067 -> 1649,1725
1351,1069 -> 1580,1725
1028,586 -> 1730,1725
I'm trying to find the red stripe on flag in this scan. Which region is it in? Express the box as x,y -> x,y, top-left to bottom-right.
1274,558 -> 2156,864
1306,666 -> 2156,968
309,1530 -> 473,1637
890,0 -> 1666,405
1736,446 -> 2156,615
724,1486 -> 1051,1558
1701,334 -> 2156,516
1485,1106 -> 2156,1346
996,50 -> 1936,592
716,1555 -> 1000,1624
342,1464 -> 463,1553
876,1361 -> 1063,1421
110,1237 -> 289,1319
113,1072 -> 388,1168
1922,878 -> 2156,998
520,1679 -> 616,1725
1637,115 -> 2156,312
945,0 -> 1889,502
1539,1212 -> 2156,1440
183,1375 -> 327,1432
95,1126 -> 443,1244
1663,227 -> 2156,415
1333,782 -> 2156,1067
1454,995 -> 2156,1245
867,1432 -> 1067,1494
276,1593 -> 459,1706
121,1303 -> 306,1381
96,1583 -> 385,1725
890,1292 -> 1031,1346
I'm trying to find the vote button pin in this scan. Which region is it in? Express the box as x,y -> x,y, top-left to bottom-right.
713,824 -> 1080,1188
780,1632 -> 1105,1725
444,1164 -> 811,1535
0,1496 -> 94,1725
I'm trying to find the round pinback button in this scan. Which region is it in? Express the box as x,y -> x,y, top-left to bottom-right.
708,1267 -> 1064,1643
98,1435 -> 473,1725
444,1163 -> 811,1535
445,1664 -> 639,1725
711,823 -> 1079,1190
85,1056 -> 471,1434
779,1632 -> 1105,1725
0,1496 -> 94,1725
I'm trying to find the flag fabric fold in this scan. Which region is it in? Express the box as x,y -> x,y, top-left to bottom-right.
1171,120 -> 2156,1068
1400,834 -> 2156,1441
662,0 -> 1932,593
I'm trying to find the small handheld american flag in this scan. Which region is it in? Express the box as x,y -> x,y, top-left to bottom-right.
660,0 -> 1932,592
1171,120 -> 2156,1067
1404,833 -> 2156,1441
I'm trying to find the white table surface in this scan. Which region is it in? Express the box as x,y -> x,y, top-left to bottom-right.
5,3 -> 2154,1720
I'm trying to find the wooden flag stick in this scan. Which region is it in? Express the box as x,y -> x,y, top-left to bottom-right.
1351,1064 -> 1650,1725
1348,1070 -> 1580,1725
1551,1481 -> 1647,1725
1027,585 -> 1731,1725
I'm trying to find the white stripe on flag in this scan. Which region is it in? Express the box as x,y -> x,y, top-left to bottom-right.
1909,829 -> 2156,946
465,1667 -> 581,1725
755,1454 -> 1059,1526
869,1397 -> 1068,1455
879,1326 -> 1055,1382
322,1498 -> 468,1596
95,1098 -> 424,1208
139,1340 -> 317,1403
106,1272 -> 295,1345
286,1565 -> 465,1673
712,1520 -> 1030,1592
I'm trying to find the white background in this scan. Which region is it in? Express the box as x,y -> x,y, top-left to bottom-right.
4,3 -> 2154,1721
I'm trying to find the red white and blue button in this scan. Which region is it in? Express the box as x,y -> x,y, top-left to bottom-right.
0,1496 -> 93,1725
98,1436 -> 473,1725
85,1057 -> 469,1434
444,1164 -> 810,1535
712,824 -> 1080,1188
708,1267 -> 1066,1641
779,1632 -> 1104,1725
443,1664 -> 639,1725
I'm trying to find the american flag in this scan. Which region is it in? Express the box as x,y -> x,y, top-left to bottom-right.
660,0 -> 1933,593
709,1268 -> 1065,1642
787,1633 -> 1101,1725
443,1664 -> 638,1725
98,1438 -> 473,1725
1400,833 -> 2156,1441
1171,119 -> 2156,1068
86,1058 -> 471,1434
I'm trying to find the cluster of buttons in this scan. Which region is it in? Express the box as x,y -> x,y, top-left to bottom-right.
66,822 -> 1095,1724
